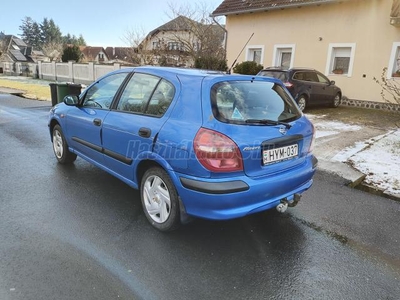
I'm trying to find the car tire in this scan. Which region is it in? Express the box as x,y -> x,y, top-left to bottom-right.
297,95 -> 307,111
140,167 -> 181,232
52,124 -> 77,164
331,93 -> 341,108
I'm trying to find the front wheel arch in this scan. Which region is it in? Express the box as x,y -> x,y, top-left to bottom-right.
52,124 -> 77,164
49,119 -> 60,141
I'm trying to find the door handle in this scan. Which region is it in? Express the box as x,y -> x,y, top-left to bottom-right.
93,118 -> 102,126
139,127 -> 151,138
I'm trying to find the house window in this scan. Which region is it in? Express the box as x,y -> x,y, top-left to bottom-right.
326,43 -> 356,76
273,45 -> 295,70
246,45 -> 264,65
168,42 -> 183,51
388,42 -> 400,78
280,52 -> 291,69
153,41 -> 160,50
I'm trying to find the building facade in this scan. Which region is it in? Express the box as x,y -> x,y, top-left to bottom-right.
212,0 -> 400,104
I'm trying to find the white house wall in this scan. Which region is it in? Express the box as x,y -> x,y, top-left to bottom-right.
225,0 -> 400,103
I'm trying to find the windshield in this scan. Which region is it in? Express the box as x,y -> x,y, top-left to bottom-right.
211,80 -> 301,124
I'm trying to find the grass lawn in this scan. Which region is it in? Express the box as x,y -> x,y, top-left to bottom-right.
0,78 -> 51,101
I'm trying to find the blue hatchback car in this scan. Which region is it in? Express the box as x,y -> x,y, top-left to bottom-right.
49,66 -> 317,231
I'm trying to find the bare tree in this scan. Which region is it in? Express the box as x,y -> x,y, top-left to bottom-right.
373,68 -> 400,104
122,26 -> 160,65
0,32 -> 7,57
165,1 -> 226,62
41,41 -> 63,61
0,40 -> 4,57
122,1 -> 226,69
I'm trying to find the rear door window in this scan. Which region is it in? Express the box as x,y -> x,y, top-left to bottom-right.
211,80 -> 301,123
116,73 -> 175,117
304,71 -> 319,82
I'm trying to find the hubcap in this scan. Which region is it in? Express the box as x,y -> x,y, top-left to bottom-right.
334,95 -> 340,107
298,98 -> 306,111
53,130 -> 64,159
143,175 -> 171,223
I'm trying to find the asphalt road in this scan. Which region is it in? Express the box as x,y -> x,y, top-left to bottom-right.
0,95 -> 399,300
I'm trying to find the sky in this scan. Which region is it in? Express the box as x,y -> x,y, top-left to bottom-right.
1,0 -> 225,47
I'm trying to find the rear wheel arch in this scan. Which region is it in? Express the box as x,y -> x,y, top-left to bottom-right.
136,159 -> 167,187
136,160 -> 182,231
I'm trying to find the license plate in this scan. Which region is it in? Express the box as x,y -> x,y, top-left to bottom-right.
263,144 -> 298,165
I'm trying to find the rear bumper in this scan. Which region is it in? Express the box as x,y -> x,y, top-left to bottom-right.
180,178 -> 249,194
174,155 -> 317,220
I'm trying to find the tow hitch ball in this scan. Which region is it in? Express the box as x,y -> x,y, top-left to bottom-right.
276,194 -> 302,213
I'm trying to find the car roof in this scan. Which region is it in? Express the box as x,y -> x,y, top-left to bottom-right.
101,66 -> 285,87
260,67 -> 316,72
114,66 -> 226,78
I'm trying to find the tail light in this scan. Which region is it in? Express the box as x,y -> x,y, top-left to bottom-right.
284,82 -> 293,88
194,128 -> 243,172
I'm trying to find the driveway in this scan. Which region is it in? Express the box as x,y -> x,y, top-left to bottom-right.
306,106 -> 400,199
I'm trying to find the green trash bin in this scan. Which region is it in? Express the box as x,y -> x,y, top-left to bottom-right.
49,83 -> 82,106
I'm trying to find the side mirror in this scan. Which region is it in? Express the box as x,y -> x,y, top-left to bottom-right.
64,95 -> 79,106
330,80 -> 336,86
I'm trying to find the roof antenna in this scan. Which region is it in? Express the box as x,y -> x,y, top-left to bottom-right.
227,32 -> 254,74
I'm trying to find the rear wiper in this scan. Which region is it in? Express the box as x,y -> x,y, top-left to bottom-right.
245,119 -> 292,129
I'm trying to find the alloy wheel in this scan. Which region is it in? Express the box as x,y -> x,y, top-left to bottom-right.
143,175 -> 171,223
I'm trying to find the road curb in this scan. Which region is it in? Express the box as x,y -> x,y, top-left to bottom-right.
356,183 -> 400,202
317,159 -> 366,187
318,159 -> 400,201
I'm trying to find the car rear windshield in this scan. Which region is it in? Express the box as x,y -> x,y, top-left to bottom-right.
211,80 -> 301,124
258,70 -> 289,82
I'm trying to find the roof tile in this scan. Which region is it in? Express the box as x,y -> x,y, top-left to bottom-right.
212,0 -> 340,16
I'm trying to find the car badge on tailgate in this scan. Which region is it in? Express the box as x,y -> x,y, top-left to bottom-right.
279,126 -> 287,135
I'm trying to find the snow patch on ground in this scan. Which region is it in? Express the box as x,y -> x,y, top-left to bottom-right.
314,120 -> 362,132
332,133 -> 389,162
307,114 -> 362,139
307,113 -> 400,196
333,130 -> 400,195
348,130 -> 400,195
315,130 -> 339,138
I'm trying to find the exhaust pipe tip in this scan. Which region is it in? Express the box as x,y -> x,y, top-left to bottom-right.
276,202 -> 288,213
277,194 -> 302,213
